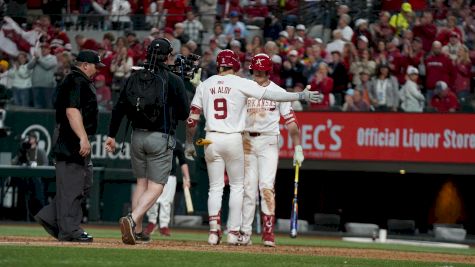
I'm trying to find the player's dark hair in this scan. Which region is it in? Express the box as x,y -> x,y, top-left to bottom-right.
249,70 -> 270,75
218,66 -> 234,73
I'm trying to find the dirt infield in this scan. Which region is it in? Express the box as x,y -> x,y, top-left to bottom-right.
1,236 -> 474,264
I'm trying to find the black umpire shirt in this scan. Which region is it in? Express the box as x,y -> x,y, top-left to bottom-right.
54,66 -> 98,164
108,62 -> 189,137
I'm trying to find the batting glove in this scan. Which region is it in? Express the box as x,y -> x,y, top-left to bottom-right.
185,142 -> 197,161
293,145 -> 304,166
190,68 -> 202,88
300,85 -> 323,103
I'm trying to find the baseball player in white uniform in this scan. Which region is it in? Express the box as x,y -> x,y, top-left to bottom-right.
241,54 -> 303,247
185,50 -> 320,245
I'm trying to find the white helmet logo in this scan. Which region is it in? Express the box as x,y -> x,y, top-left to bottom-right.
255,58 -> 264,66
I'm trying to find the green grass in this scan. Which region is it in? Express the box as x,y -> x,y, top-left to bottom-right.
1,225 -> 475,266
0,245 -> 472,267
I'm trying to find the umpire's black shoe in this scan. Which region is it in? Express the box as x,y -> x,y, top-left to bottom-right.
69,232 -> 93,243
34,215 -> 59,239
135,232 -> 151,243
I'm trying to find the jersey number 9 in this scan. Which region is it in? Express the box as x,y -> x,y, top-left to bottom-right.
214,98 -> 228,119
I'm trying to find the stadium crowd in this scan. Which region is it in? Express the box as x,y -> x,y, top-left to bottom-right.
0,0 -> 474,113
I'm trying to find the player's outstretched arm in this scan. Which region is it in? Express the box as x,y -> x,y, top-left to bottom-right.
288,121 -> 304,166
185,105 -> 201,160
261,85 -> 322,103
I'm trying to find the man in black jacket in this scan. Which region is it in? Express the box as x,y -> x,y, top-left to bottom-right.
34,50 -> 103,242
105,38 -> 189,245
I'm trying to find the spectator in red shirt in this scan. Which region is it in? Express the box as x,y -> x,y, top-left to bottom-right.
373,40 -> 388,64
436,15 -> 464,46
370,11 -> 395,43
95,74 -> 111,111
163,0 -> 186,28
102,32 -> 115,52
406,37 -> 425,69
453,45 -> 472,102
126,31 -> 144,65
97,45 -> 114,86
432,0 -> 448,23
425,41 -> 455,100
75,34 -> 100,51
48,22 -> 71,52
352,19 -> 372,48
295,24 -> 314,47
431,81 -> 460,112
227,0 -> 244,18
309,63 -> 334,111
412,11 -> 437,53
386,40 -> 403,79
243,1 -> 268,23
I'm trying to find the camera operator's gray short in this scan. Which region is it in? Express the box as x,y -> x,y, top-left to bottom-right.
130,130 -> 175,185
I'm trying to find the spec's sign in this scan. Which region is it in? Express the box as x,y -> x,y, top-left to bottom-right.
279,113 -> 475,164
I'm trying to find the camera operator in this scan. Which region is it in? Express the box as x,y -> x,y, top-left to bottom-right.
12,132 -> 48,167
11,132 -> 48,216
105,38 -> 189,245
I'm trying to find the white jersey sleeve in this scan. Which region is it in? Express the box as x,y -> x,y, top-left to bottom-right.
238,78 -> 266,100
190,81 -> 204,109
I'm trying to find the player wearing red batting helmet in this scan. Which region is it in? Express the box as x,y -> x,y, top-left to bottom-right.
240,53 -> 304,247
216,49 -> 241,72
249,53 -> 273,72
185,50 -> 321,247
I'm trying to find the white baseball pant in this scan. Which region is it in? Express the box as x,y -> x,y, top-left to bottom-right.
241,134 -> 279,235
146,175 -> 177,228
204,132 -> 244,232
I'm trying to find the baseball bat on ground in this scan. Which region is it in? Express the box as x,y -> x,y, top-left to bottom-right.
184,186 -> 194,214
290,164 -> 299,238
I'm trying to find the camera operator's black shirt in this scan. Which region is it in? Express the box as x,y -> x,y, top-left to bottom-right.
171,140 -> 186,177
108,63 -> 189,138
54,66 -> 98,164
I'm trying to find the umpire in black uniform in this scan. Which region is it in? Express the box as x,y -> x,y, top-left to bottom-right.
35,50 -> 104,242
104,38 -> 189,245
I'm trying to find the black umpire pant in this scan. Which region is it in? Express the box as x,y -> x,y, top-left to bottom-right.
35,156 -> 93,241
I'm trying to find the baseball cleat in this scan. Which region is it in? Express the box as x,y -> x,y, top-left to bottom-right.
144,223 -> 157,235
119,214 -> 136,245
208,230 -> 222,245
262,214 -> 276,247
159,227 -> 171,236
263,240 -> 276,247
227,231 -> 251,246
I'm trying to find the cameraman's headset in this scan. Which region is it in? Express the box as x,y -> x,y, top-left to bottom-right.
146,37 -> 173,74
